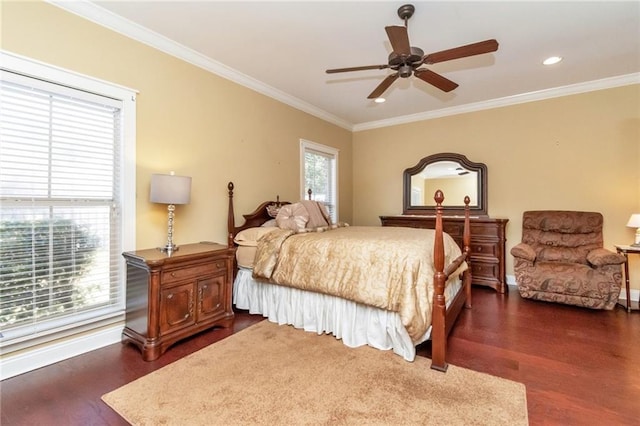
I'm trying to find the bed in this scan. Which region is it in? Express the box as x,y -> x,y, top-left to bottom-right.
226,182 -> 472,371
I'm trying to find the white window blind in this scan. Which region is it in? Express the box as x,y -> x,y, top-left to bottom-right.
0,70 -> 125,344
300,140 -> 338,222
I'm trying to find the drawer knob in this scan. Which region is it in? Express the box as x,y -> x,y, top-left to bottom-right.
171,272 -> 177,277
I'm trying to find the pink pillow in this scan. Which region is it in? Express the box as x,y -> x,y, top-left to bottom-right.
275,203 -> 309,230
299,200 -> 331,228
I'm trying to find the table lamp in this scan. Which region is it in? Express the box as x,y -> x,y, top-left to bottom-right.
150,172 -> 192,254
626,213 -> 640,247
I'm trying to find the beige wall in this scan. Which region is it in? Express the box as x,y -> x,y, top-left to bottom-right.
1,1 -> 353,250
3,2 -> 639,291
353,85 -> 640,288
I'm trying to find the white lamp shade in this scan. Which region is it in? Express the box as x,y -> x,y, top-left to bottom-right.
626,214 -> 640,228
150,173 -> 192,205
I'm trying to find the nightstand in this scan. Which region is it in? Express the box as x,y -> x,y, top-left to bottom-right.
615,244 -> 640,312
122,242 -> 235,360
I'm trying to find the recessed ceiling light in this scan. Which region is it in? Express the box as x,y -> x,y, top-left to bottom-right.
543,56 -> 563,65
374,97 -> 386,103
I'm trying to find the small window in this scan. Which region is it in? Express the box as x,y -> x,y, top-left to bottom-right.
300,140 -> 338,222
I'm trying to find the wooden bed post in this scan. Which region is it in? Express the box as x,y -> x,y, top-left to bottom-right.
463,196 -> 472,308
227,182 -> 235,247
431,190 -> 448,372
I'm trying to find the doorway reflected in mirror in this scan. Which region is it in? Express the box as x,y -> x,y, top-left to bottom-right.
403,153 -> 487,216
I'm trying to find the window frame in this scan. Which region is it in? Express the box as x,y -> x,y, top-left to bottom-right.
299,139 -> 339,222
0,50 -> 136,379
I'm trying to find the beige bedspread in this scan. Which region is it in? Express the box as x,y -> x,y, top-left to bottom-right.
253,226 -> 464,342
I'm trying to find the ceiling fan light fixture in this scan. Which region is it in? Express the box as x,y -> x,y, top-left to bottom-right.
543,56 -> 563,65
374,97 -> 386,103
399,64 -> 413,78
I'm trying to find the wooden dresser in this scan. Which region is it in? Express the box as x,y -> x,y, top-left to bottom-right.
380,215 -> 508,293
122,242 -> 235,360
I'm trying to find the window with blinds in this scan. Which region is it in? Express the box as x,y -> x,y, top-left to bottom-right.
300,140 -> 338,222
0,69 -> 126,345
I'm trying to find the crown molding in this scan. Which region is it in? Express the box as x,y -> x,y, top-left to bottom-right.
47,0 -> 353,131
47,1 -> 639,134
353,73 -> 640,132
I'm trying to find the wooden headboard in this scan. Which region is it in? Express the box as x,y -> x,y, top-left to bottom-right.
227,182 -> 292,246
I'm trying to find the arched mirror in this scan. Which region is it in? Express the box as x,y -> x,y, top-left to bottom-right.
403,153 -> 487,216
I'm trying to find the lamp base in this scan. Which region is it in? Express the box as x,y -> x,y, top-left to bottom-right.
159,204 -> 179,255
157,244 -> 179,255
631,243 -> 640,248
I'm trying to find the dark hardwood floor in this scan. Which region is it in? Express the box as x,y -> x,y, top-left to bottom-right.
1,286 -> 638,425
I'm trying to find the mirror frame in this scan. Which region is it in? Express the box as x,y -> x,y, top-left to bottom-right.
403,152 -> 488,216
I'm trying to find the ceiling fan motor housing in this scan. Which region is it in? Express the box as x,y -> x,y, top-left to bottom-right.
388,46 -> 424,66
388,46 -> 424,78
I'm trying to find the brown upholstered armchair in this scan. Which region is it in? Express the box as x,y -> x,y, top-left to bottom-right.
511,211 -> 625,310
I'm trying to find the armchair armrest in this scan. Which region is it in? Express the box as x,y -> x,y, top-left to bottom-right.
587,248 -> 626,267
510,243 -> 536,262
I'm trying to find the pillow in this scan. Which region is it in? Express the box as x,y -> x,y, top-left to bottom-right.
275,203 -> 309,230
299,200 -> 331,228
234,227 -> 279,247
261,219 -> 277,227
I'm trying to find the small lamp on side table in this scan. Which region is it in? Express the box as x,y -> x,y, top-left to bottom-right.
626,214 -> 640,247
150,172 -> 192,255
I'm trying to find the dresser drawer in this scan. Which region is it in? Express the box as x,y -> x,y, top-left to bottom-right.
443,223 -> 463,237
469,242 -> 498,258
471,261 -> 499,280
470,222 -> 503,239
162,259 -> 226,284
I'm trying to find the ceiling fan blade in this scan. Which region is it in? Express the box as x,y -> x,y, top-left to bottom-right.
326,64 -> 389,74
423,39 -> 499,64
385,26 -> 411,56
414,69 -> 459,92
367,73 -> 399,99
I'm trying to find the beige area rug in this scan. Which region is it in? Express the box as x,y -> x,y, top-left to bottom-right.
103,321 -> 528,425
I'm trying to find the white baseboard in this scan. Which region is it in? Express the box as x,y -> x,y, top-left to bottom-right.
0,324 -> 123,381
618,288 -> 640,304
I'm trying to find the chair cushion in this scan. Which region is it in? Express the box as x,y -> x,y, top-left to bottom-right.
522,210 -> 603,234
536,246 -> 591,264
526,261 -> 594,295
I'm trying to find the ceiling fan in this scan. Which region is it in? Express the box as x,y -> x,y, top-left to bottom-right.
325,4 -> 499,99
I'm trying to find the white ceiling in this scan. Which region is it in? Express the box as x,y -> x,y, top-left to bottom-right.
55,1 -> 640,131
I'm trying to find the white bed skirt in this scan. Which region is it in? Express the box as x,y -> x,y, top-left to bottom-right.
233,268 -> 461,361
